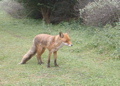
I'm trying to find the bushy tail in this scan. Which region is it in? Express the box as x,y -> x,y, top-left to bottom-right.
19,42 -> 36,64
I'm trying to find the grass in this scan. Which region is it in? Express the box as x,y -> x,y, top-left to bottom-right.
0,10 -> 120,86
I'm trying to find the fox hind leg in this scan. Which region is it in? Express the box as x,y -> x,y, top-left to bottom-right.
37,46 -> 46,65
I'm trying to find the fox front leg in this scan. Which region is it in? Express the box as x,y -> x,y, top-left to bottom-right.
54,51 -> 59,67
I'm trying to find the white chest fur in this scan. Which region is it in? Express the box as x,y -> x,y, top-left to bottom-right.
52,42 -> 65,52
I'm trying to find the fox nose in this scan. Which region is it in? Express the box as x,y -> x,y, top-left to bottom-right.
69,44 -> 73,46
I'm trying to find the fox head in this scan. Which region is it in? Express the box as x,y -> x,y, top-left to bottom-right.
59,32 -> 72,46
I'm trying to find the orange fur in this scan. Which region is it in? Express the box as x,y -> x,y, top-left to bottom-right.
19,32 -> 72,67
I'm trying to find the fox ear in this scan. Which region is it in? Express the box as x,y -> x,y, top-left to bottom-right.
59,32 -> 64,38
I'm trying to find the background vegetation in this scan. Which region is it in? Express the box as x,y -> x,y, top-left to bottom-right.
0,0 -> 120,26
0,0 -> 120,86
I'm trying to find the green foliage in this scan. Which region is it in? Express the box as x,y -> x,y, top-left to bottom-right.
92,25 -> 120,58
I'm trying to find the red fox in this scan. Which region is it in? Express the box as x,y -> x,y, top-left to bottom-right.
19,32 -> 72,67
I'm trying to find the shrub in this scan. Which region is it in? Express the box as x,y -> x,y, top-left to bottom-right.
80,0 -> 120,26
0,0 -> 25,18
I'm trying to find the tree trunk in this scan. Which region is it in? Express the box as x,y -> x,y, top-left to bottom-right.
41,7 -> 50,24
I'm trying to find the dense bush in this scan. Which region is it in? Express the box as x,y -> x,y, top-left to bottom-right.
0,0 -> 79,23
0,0 -> 95,24
0,0 -> 25,18
80,0 -> 120,26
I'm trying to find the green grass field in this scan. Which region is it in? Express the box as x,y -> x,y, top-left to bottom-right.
0,11 -> 120,86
